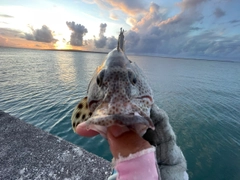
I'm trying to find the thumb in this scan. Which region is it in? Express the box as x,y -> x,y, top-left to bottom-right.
107,125 -> 151,158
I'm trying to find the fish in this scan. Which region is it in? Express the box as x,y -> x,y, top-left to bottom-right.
71,28 -> 188,179
71,28 -> 154,137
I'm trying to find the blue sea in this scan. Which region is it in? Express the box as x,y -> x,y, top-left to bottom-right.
0,47 -> 240,180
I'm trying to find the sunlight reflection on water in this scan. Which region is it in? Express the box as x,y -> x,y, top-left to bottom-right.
55,51 -> 77,83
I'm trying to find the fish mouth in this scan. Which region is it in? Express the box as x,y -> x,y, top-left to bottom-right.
85,113 -> 155,137
86,95 -> 154,137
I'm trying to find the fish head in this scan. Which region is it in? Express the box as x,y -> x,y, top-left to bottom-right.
72,48 -> 154,137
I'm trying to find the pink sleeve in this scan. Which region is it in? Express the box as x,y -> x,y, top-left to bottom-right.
114,146 -> 160,180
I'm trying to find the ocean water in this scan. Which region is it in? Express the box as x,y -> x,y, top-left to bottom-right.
0,47 -> 240,180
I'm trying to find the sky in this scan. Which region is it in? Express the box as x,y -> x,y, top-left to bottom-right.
0,0 -> 240,60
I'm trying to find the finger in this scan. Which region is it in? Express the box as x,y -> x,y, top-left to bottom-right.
107,125 -> 151,158
76,122 -> 99,137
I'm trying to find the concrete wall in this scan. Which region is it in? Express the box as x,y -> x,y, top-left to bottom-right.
0,111 -> 112,180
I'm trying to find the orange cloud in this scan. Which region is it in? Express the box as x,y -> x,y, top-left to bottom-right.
106,0 -> 146,15
109,11 -> 118,20
92,0 -> 146,16
0,35 -> 8,46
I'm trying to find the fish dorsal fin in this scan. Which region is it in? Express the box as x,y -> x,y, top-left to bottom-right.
117,27 -> 124,52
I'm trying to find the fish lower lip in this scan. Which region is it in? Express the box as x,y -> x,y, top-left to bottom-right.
86,114 -> 154,129
86,114 -> 154,137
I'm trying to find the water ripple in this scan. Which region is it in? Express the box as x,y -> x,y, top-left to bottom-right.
1,48 -> 240,180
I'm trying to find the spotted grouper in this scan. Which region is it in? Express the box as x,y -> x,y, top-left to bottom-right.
71,28 -> 188,180
71,33 -> 154,137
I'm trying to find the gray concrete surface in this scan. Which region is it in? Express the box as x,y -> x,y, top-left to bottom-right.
0,110 -> 112,180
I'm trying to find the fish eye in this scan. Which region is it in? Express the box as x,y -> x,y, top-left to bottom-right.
128,70 -> 137,85
96,69 -> 105,87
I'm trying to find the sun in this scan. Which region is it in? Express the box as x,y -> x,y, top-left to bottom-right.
54,41 -> 68,49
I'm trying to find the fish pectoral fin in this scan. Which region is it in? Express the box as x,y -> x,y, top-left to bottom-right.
71,96 -> 92,133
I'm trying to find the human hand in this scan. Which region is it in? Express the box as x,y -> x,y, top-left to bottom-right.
75,122 -> 99,137
76,122 -> 151,159
107,125 -> 151,158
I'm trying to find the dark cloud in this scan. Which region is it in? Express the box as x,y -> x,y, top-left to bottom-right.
0,28 -> 22,37
66,21 -> 88,46
94,23 -> 117,49
214,8 -> 225,18
182,32 -> 240,60
190,27 -> 203,31
94,23 -> 107,48
25,33 -> 34,41
25,25 -> 56,43
99,23 -> 107,36
94,35 -> 107,48
229,19 -> 240,23
122,1 -> 239,60
177,0 -> 208,10
106,36 -> 118,49
126,27 -> 240,60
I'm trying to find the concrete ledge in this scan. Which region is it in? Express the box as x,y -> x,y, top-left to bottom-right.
0,111 -> 112,180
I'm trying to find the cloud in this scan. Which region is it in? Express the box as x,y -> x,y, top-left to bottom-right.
190,27 -> 203,31
0,28 -> 23,37
94,23 -> 117,49
0,14 -> 14,18
177,0 -> 208,10
106,36 -> 118,49
130,3 -> 165,32
229,19 -> 240,23
182,32 -> 240,60
66,21 -> 88,46
99,23 -> 107,36
90,0 -> 146,16
0,35 -> 8,46
121,0 -> 240,60
94,35 -> 107,48
25,25 -> 56,43
214,8 -> 225,18
106,0 -> 146,15
94,23 -> 107,48
109,12 -> 118,20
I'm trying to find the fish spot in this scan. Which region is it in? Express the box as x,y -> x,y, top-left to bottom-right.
78,103 -> 83,109
73,122 -> 76,127
82,114 -> 86,120
76,112 -> 80,119
89,112 -> 92,116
